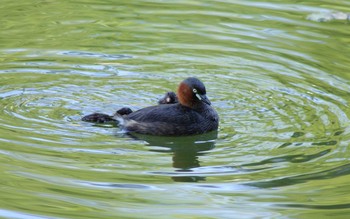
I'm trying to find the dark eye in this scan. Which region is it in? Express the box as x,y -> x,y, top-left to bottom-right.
193,88 -> 197,93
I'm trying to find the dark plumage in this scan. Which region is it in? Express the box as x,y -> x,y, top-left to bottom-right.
82,77 -> 219,136
119,77 -> 219,136
82,113 -> 114,123
158,92 -> 178,104
82,93 -> 173,123
116,107 -> 133,116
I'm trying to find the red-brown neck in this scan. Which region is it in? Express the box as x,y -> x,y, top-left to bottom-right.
177,82 -> 194,108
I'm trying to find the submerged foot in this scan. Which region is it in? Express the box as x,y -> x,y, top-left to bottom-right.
81,113 -> 115,123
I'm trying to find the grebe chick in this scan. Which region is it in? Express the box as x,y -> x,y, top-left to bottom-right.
158,91 -> 178,104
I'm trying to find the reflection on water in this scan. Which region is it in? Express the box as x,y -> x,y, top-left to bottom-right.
130,131 -> 218,182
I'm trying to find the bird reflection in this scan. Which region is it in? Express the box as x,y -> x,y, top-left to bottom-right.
129,131 -> 218,182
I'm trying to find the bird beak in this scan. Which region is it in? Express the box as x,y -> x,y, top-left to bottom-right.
196,93 -> 211,105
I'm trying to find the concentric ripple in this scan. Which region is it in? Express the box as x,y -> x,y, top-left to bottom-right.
1,0 -> 350,218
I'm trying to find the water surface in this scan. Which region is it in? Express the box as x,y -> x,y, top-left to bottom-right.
1,0 -> 350,218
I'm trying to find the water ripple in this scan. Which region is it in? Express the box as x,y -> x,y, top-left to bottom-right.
1,0 -> 350,218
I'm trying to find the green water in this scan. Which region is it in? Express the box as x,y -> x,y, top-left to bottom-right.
1,0 -> 350,218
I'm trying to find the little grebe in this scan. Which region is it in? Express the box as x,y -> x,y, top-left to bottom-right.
82,77 -> 219,136
115,77 -> 219,136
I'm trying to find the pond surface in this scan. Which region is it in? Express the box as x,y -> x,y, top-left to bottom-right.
1,0 -> 350,218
